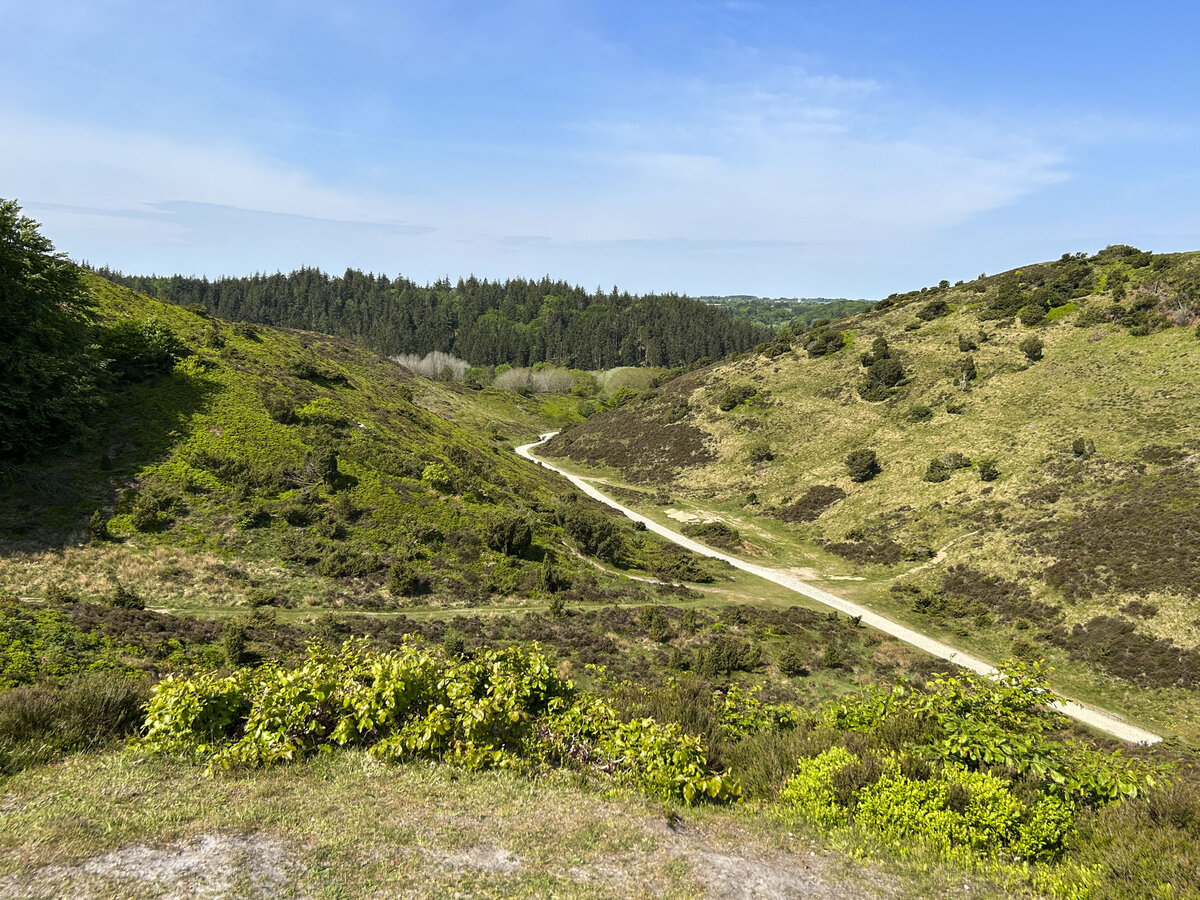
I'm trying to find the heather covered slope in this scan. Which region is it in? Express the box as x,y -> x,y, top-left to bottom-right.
542,247 -> 1200,733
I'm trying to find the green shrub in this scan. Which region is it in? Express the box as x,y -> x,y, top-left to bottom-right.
924,459 -> 950,483
97,317 -> 188,383
804,327 -> 846,358
748,441 -> 774,463
108,582 -> 144,610
1020,335 -> 1044,363
909,404 -> 933,422
780,746 -> 859,827
695,635 -> 761,678
780,663 -> 1165,866
916,299 -> 949,321
845,449 -> 881,483
221,621 -> 247,667
777,645 -> 810,677
386,562 -> 423,597
559,502 -> 626,563
956,355 -> 977,385
421,463 -> 456,493
303,445 -> 340,487
957,334 -> 977,352
0,673 -> 149,775
717,384 -> 756,411
681,520 -> 741,550
140,641 -> 739,804
87,510 -> 110,542
1018,304 -> 1046,326
483,511 -> 535,558
978,459 -> 1000,482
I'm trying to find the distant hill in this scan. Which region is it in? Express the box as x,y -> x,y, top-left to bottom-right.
95,268 -> 771,370
697,295 -> 873,330
544,244 -> 1200,739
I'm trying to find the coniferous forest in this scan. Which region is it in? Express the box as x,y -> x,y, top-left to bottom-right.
97,268 -> 770,368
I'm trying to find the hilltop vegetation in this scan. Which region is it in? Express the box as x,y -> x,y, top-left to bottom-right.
699,295 -> 874,330
98,266 -> 770,369
543,245 -> 1200,735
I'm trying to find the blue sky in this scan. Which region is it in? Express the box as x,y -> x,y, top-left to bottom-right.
3,0 -> 1197,298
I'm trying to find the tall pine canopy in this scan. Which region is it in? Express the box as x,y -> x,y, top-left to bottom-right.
99,269 -> 769,369
0,199 -> 94,459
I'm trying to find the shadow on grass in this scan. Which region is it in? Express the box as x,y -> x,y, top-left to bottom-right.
0,370 -> 218,550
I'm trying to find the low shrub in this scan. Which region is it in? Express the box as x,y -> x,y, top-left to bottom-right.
845,449 -> 881,483
0,673 -> 149,774
780,485 -> 847,523
140,640 -> 739,804
717,384 -> 757,411
780,663 -> 1166,864
681,520 -> 742,550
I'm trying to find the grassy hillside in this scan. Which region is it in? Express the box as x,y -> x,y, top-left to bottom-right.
543,246 -> 1200,738
0,274 -> 733,617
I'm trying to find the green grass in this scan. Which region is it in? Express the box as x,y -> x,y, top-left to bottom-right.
0,750 -> 1024,900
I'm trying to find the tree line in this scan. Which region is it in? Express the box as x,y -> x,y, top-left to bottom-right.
94,268 -> 771,369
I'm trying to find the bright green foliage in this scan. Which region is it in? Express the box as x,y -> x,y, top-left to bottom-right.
547,696 -> 741,804
0,198 -> 95,458
853,765 -> 1028,856
779,746 -> 859,827
140,640 -> 739,804
781,663 -> 1167,863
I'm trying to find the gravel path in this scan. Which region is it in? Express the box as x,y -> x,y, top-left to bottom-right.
518,434 -> 1162,745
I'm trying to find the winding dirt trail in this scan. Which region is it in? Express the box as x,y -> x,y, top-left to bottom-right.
517,433 -> 1162,746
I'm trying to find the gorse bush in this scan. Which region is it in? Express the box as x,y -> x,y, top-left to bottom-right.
140,640 -> 739,804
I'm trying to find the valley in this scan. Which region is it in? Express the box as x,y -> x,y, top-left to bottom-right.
2,202 -> 1198,899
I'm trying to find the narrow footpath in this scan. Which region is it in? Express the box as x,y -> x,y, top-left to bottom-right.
516,433 -> 1162,746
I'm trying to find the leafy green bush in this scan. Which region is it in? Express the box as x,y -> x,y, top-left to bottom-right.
978,459 -> 1000,482
781,663 -> 1165,864
845,449 -> 881,483
140,640 -> 738,804
908,405 -> 933,422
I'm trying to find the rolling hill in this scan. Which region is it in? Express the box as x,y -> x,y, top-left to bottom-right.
542,245 -> 1200,738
